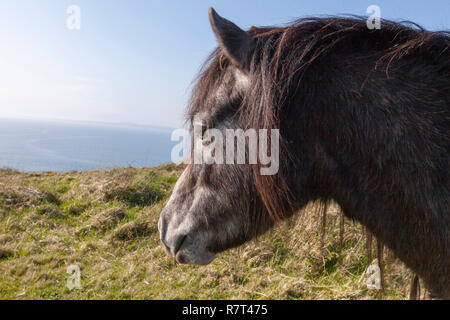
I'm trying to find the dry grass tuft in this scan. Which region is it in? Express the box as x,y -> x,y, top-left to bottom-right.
36,205 -> 66,219
112,221 -> 156,241
0,247 -> 14,260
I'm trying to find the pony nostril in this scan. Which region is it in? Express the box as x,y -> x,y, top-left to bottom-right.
173,234 -> 187,256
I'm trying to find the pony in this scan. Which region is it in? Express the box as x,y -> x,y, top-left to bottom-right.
159,8 -> 449,298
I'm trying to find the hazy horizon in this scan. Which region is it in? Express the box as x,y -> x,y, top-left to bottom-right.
0,114 -> 178,130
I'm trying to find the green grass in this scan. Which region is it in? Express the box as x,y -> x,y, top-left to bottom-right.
0,164 -> 417,299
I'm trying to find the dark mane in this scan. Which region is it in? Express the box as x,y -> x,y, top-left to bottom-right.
187,16 -> 449,220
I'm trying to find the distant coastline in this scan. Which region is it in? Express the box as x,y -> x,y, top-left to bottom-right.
0,117 -> 177,173
0,116 -> 177,133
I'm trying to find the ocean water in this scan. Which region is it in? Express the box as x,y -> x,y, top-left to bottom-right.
0,118 -> 177,172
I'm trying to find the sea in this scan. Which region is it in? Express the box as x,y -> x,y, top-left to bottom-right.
0,118 -> 178,172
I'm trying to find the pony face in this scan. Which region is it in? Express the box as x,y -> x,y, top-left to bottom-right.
158,70 -> 275,264
158,10 -> 275,265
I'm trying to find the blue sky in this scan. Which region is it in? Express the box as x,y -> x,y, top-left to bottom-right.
0,0 -> 448,128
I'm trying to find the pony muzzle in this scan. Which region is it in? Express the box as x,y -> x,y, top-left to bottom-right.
158,214 -> 216,265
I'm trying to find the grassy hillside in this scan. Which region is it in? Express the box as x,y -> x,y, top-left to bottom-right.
0,164 -> 417,299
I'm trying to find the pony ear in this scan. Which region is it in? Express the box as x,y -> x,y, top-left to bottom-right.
208,7 -> 253,70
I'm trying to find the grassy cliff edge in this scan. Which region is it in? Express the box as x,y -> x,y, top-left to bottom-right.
0,164 -> 414,299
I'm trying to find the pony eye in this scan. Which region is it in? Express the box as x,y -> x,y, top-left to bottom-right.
201,123 -> 207,136
193,119 -> 208,138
